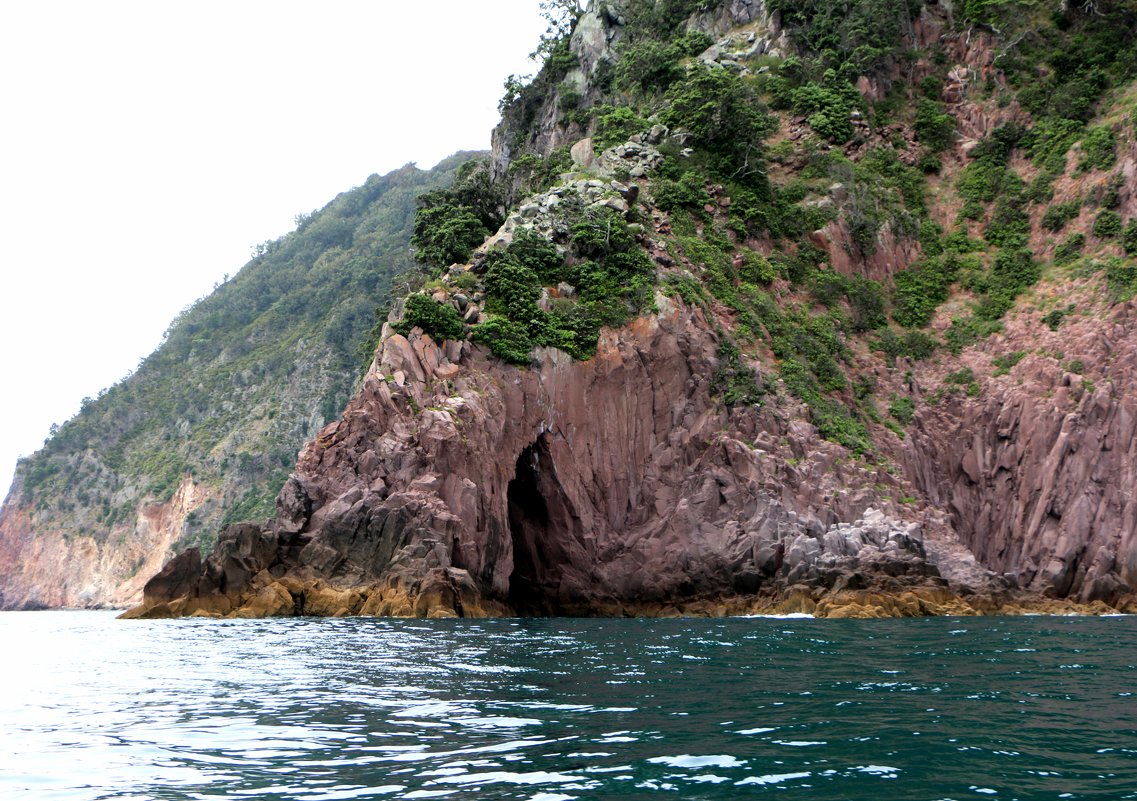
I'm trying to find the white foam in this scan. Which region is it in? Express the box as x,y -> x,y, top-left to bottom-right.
736,771 -> 811,786
647,754 -> 747,769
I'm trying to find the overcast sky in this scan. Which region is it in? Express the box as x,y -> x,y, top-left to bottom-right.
0,1 -> 549,496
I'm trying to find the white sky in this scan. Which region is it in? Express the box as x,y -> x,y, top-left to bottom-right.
0,1 -> 549,497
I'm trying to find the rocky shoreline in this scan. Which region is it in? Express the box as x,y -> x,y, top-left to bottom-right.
121,574 -> 1134,621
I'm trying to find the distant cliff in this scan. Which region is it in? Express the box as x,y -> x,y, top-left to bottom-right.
0,154 -> 482,610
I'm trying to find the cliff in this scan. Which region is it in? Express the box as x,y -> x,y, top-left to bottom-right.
31,0 -> 1137,617
0,155 -> 480,610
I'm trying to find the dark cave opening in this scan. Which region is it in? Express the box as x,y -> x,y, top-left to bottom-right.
507,436 -> 565,615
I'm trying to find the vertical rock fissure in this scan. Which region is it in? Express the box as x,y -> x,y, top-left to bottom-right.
507,435 -> 564,615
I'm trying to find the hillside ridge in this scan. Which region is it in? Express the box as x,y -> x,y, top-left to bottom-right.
0,153 -> 483,610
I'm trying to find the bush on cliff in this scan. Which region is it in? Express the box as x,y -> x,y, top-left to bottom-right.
471,207 -> 650,365
1093,209 -> 1122,238
892,255 -> 958,328
592,106 -> 651,150
767,0 -> 922,77
1123,220 -> 1137,256
393,293 -> 466,342
661,65 -> 777,186
411,161 -> 504,270
915,98 -> 955,153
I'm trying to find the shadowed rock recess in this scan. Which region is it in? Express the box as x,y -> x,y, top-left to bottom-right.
106,0 -> 1137,618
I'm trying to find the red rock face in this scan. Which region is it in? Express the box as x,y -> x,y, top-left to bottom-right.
290,301 -> 751,611
126,281 -> 1137,618
0,476 -> 207,610
130,297 -> 960,618
903,302 -> 1137,604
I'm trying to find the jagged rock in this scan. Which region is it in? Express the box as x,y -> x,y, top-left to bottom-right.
139,548 -> 201,608
127,302 -> 965,620
106,2 -> 1137,623
276,477 -> 312,539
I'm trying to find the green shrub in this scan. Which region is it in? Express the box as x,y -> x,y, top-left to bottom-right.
1100,176 -> 1122,209
768,0 -> 922,76
1028,117 -> 1084,174
977,248 -> 1040,321
1054,232 -> 1085,265
393,293 -> 467,341
548,303 -> 603,360
921,75 -> 943,100
472,207 -> 652,364
791,81 -> 856,143
614,39 -> 683,94
943,314 -> 1002,354
917,150 -> 943,173
712,338 -> 764,407
1041,200 -> 1081,232
1041,304 -> 1074,330
592,106 -> 650,150
483,255 -> 541,318
811,270 -> 849,307
1077,126 -> 1116,172
508,228 -> 565,284
915,98 -> 955,152
991,350 -> 1026,376
985,193 -> 1030,247
1105,256 -> 1137,301
452,270 -> 479,291
664,273 -> 708,306
944,366 -> 980,395
892,255 -> 958,328
1025,173 -> 1055,204
508,147 -> 575,195
411,162 -> 503,269
888,394 -> 915,425
651,172 -> 712,211
624,0 -> 709,40
470,317 -> 534,364
570,207 -> 640,258
958,160 -> 1019,206
411,204 -> 489,269
846,277 -> 888,332
1123,220 -> 1137,255
674,29 -> 713,57
1093,209 -> 1122,238
661,64 -> 778,183
872,329 -> 937,364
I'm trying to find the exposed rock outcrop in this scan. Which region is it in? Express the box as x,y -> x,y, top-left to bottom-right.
125,296 -> 969,619
0,476 -> 208,610
904,302 -> 1137,605
0,157 -> 477,610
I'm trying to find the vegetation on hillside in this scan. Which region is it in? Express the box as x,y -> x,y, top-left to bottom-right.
15,154 -> 479,551
452,0 -> 1137,455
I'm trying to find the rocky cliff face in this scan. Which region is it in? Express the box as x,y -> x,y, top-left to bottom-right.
68,0 -> 1137,617
126,296 -> 964,619
904,298 -> 1137,604
0,476 -> 208,609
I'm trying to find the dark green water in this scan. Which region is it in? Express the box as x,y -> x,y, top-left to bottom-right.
1,611 -> 1134,800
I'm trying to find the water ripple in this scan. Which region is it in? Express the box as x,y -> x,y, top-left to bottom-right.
1,612 -> 1135,799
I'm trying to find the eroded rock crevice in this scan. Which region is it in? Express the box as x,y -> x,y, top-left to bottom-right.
507,436 -> 575,615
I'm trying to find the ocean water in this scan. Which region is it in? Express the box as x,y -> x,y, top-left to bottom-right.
1,612 -> 1134,800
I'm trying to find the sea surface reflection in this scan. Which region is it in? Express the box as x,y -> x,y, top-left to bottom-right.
1,611 -> 1134,799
